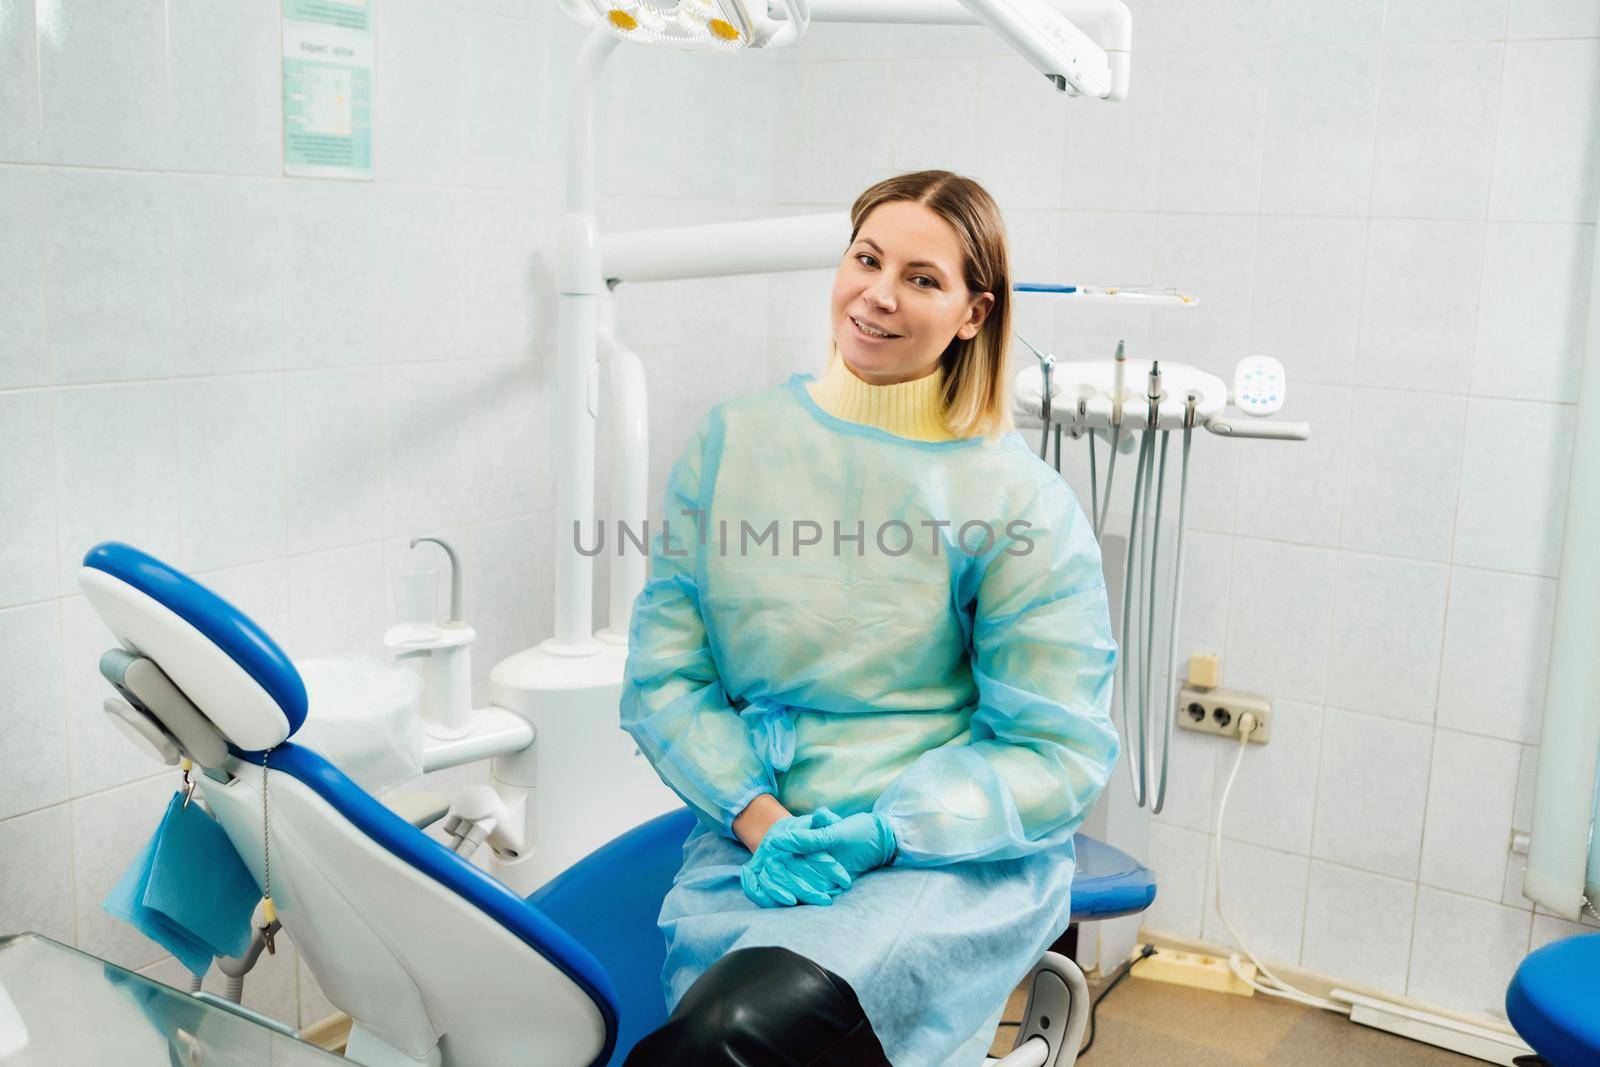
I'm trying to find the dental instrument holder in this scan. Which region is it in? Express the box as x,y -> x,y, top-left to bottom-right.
385,537 -> 477,740
442,784 -> 529,862
1013,355 -> 1309,816
1015,359 -> 1311,440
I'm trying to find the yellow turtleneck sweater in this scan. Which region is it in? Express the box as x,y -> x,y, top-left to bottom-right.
805,355 -> 957,442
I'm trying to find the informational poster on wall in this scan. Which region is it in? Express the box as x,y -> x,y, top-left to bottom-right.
282,0 -> 373,179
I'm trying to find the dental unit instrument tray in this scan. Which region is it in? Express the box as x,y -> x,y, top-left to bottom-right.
0,933 -> 343,1065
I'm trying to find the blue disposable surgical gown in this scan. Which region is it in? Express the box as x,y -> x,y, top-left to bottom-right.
620,372 -> 1119,1065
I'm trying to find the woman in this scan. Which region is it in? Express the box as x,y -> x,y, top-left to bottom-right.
619,171 -> 1119,1067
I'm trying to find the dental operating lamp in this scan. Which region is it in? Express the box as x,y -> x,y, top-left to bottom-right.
564,1 -> 1130,96
565,0 -> 812,51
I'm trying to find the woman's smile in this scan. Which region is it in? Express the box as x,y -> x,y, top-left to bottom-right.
849,315 -> 901,342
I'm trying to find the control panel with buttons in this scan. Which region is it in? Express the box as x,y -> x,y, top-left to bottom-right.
1232,355 -> 1285,417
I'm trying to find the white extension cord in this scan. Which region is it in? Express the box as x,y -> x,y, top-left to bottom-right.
1212,712 -> 1349,1015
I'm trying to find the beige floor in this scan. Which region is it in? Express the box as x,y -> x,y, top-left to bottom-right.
315,967 -> 1485,1064
987,972 -> 1484,1065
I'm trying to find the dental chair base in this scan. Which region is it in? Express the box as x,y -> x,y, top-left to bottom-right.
985,950 -> 1090,1067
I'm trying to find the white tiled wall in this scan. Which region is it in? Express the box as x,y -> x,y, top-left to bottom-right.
1042,0 -> 1597,1023
0,0 -> 779,1029
0,0 -> 1596,1037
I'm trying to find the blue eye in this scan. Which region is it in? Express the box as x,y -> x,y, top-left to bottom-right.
855,252 -> 937,290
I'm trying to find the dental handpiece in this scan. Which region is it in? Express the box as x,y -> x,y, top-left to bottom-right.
1039,356 -> 1054,459
1111,340 -> 1127,426
1095,340 -> 1129,540
1015,332 -> 1055,459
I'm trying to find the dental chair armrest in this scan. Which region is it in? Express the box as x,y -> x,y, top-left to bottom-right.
383,790 -> 451,831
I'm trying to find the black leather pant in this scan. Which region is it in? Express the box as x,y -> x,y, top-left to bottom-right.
623,946 -> 893,1067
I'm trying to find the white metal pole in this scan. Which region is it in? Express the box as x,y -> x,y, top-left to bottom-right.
1524,186 -> 1600,920
600,212 -> 850,284
551,28 -> 618,653
597,296 -> 648,645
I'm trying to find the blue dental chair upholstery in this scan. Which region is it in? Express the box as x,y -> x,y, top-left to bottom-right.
535,808 -> 1158,1065
79,541 -> 1156,1067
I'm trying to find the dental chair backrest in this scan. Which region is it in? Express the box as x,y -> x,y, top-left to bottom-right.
78,543 -> 618,1067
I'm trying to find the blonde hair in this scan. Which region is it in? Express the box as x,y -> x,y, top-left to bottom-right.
833,170 -> 1015,440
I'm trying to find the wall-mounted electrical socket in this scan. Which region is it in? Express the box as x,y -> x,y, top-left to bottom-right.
1175,685 -> 1272,743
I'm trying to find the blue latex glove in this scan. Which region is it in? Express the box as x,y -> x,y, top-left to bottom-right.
766,808 -> 897,876
740,810 -> 852,908
741,851 -> 849,908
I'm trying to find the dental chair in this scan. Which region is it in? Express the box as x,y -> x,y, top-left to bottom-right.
79,541 -> 1155,1067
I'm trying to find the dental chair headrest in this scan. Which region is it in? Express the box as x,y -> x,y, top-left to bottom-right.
79,542 -> 307,752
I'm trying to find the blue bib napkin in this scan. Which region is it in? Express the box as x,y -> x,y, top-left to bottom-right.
103,792 -> 261,976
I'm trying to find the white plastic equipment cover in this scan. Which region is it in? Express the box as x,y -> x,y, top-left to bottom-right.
292,657 -> 425,796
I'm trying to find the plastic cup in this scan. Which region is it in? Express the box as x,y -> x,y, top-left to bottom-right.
390,562 -> 439,631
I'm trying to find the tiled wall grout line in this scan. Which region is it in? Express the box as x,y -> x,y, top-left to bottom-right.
0,348 -> 556,397
1294,704 -> 1329,967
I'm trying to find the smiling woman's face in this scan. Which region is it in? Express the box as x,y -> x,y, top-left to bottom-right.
830,200 -> 994,386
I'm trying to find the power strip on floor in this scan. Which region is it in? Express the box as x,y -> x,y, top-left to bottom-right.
1128,946 -> 1257,998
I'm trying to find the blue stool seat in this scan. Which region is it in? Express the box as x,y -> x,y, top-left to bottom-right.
1069,832 -> 1158,922
1506,932 -> 1600,1067
533,809 -> 1157,1065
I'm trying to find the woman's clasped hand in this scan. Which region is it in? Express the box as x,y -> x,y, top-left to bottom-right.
740,808 -> 851,908
739,807 -> 899,909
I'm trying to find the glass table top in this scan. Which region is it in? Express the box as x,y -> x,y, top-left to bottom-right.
0,933 -> 344,1066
